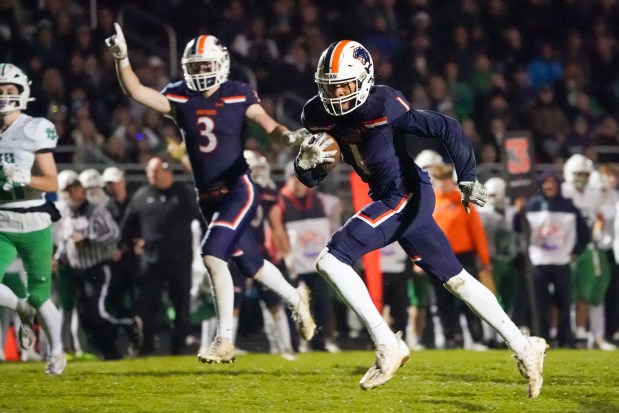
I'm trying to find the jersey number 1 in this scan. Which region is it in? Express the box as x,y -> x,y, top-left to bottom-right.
349,144 -> 371,175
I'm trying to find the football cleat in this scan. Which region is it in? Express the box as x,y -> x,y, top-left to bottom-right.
593,340 -> 617,351
45,352 -> 67,375
513,335 -> 549,398
198,336 -> 236,364
291,286 -> 316,341
17,301 -> 37,350
280,350 -> 297,361
359,331 -> 410,390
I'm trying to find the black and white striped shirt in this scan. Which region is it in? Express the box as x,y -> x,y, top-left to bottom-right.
63,201 -> 119,270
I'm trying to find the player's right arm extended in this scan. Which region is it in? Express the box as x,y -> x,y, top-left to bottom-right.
106,23 -> 171,115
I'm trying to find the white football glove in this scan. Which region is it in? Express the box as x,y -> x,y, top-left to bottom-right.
1,161 -> 31,192
459,180 -> 488,213
283,128 -> 312,146
296,133 -> 337,171
105,22 -> 129,62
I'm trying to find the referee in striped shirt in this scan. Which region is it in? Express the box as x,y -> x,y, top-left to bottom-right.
58,172 -> 138,359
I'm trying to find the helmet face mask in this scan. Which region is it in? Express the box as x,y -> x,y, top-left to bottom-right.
182,35 -> 230,92
315,41 -> 374,116
0,63 -> 33,115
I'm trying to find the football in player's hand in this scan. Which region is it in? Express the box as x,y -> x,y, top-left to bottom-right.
315,134 -> 340,176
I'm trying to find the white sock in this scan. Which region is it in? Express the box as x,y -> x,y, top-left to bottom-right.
0,284 -> 19,312
253,260 -> 300,308
203,256 -> 235,341
37,299 -> 63,355
260,302 -> 280,353
576,326 -> 588,339
316,250 -> 396,347
273,305 -> 293,353
71,308 -> 83,353
200,317 -> 217,351
444,270 -> 529,356
589,304 -> 605,342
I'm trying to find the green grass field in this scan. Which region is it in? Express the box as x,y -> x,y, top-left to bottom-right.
1,350 -> 618,413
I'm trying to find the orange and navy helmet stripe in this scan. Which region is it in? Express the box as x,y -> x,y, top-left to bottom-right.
192,35 -> 210,54
322,40 -> 351,74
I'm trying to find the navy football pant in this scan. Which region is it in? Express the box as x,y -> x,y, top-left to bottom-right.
199,174 -> 264,277
328,180 -> 462,283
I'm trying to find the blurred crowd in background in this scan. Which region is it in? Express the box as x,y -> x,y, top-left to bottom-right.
2,0 -> 619,168
2,0 -> 619,360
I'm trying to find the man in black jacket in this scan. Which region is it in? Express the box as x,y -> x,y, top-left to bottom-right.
121,156 -> 201,355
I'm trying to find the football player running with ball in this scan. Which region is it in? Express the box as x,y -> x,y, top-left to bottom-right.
0,63 -> 65,374
294,41 -> 548,396
106,25 -> 315,363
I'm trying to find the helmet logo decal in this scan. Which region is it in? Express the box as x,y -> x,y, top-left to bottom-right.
353,46 -> 372,73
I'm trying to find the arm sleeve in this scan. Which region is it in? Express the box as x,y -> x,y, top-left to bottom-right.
391,109 -> 477,182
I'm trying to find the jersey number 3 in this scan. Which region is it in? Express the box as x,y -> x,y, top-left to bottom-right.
197,116 -> 218,153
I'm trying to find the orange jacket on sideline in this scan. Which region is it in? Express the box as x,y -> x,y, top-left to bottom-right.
432,188 -> 491,266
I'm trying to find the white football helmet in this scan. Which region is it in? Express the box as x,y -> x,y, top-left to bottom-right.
315,40 -> 374,116
181,35 -> 230,92
58,170 -> 80,192
485,177 -> 507,210
0,63 -> 34,115
244,150 -> 271,187
414,150 -> 444,170
563,154 -> 593,190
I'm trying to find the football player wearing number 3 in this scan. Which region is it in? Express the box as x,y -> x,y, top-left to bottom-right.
0,63 -> 65,374
295,41 -> 549,396
106,24 -> 316,363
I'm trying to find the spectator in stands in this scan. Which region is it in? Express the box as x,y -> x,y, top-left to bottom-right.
272,38 -> 315,100
527,42 -> 564,90
523,85 -> 571,162
444,60 -> 474,122
589,33 -> 619,114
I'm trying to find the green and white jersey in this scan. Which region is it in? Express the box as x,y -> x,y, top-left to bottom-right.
0,113 -> 58,232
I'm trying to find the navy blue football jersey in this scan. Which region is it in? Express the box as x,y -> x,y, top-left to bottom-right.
161,80 -> 260,191
300,85 -> 477,200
